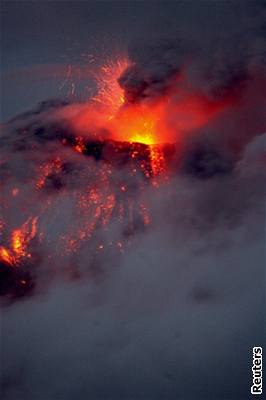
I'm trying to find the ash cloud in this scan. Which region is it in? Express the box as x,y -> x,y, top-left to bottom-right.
118,1 -> 265,104
118,37 -> 187,103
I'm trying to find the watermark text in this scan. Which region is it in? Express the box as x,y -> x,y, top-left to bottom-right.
251,347 -> 263,395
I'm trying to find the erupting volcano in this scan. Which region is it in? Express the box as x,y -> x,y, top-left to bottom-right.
0,51 -> 264,301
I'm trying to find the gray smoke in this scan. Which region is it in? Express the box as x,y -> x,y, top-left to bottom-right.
118,1 -> 265,103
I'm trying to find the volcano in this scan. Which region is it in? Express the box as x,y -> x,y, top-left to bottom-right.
0,102 -> 178,301
0,53 -> 264,303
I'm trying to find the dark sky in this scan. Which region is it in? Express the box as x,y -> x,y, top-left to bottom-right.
1,0 -> 171,119
2,0 -> 263,120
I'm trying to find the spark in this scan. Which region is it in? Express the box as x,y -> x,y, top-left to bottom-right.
92,56 -> 130,116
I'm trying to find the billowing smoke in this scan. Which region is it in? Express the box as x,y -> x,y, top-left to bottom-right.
1,1 -> 265,399
119,0 -> 265,103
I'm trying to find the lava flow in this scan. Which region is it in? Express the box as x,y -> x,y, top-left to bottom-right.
0,54 -> 240,300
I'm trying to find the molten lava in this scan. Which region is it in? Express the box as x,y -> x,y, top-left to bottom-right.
109,104 -> 159,145
0,217 -> 38,269
88,57 -> 237,147
0,54 -> 241,299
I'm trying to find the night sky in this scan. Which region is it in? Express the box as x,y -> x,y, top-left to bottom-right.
0,1 -> 265,400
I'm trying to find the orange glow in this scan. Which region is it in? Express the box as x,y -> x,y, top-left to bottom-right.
167,91 -> 235,135
1,54 -> 251,297
107,103 -> 162,145
107,90 -> 235,146
74,136 -> 86,153
11,217 -> 38,262
149,146 -> 166,177
0,216 -> 38,267
36,158 -> 62,189
105,101 -> 167,176
92,57 -> 130,116
70,55 -> 239,147
0,246 -> 15,266
89,58 -> 233,146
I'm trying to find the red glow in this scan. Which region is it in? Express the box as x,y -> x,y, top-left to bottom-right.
0,246 -> 15,266
106,88 -> 236,146
92,57 -> 129,116
68,55 -> 238,186
0,54 -> 245,290
0,217 -> 38,267
70,56 -> 238,150
108,104 -> 161,145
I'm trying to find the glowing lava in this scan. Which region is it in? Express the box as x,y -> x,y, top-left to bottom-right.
0,247 -> 15,266
105,101 -> 166,176
108,104 -> 159,145
0,217 -> 38,267
0,54 -> 242,299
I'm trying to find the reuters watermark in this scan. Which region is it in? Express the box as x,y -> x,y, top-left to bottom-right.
251,347 -> 263,395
